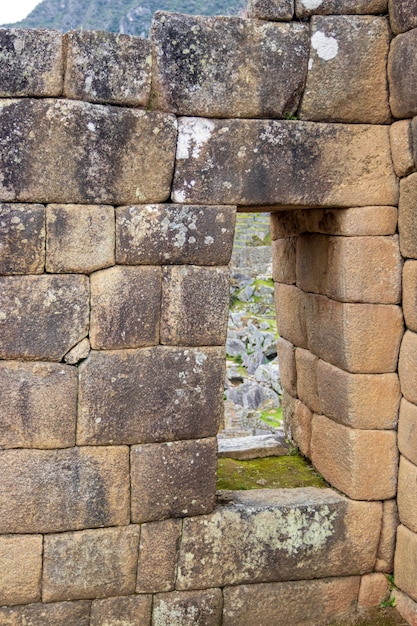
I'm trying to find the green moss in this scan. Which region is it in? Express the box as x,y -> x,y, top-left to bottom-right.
259,406 -> 282,428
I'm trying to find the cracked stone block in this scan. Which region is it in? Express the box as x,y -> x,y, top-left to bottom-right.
0,535 -> 42,606
389,29 -> 417,119
376,499 -> 399,573
389,0 -> 417,34
90,596 -> 152,626
152,589 -> 223,626
0,204 -> 45,274
0,601 -> 91,626
136,519 -> 182,593
295,0 -> 387,17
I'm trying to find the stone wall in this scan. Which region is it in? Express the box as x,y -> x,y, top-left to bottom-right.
1,0 -> 417,624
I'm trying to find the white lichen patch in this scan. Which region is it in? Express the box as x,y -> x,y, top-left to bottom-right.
177,117 -> 214,160
311,31 -> 339,61
301,0 -> 324,8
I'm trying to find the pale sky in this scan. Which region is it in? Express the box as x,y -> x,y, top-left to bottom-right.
0,0 -> 42,25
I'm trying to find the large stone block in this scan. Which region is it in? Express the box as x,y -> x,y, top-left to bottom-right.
300,16 -> 390,124
403,261 -> 417,332
295,0 -> 387,17
151,13 -> 308,118
0,29 -> 63,96
172,118 -> 398,207
395,524 -> 417,603
131,438 -> 217,523
223,577 -> 360,626
0,535 -> 42,606
63,30 -> 151,106
46,204 -> 115,273
398,456 -> 417,533
276,337 -> 297,396
152,589 -> 223,626
90,266 -> 161,350
317,360 -> 400,430
284,396 -> 312,458
0,361 -> 77,449
176,488 -> 381,589
358,573 -> 390,609
275,284 -> 308,348
0,99 -> 177,205
399,330 -> 417,405
270,211 -> 302,238
376,499 -> 399,573
136,519 -> 182,593
0,447 -> 129,534
295,348 -> 321,414
0,601 -> 91,626
78,347 -> 224,445
247,0 -> 294,20
0,204 -> 45,274
399,173 -> 417,258
90,596 -> 152,626
394,589 -> 417,626
272,237 -> 297,284
303,206 -> 398,237
390,120 -> 415,178
161,266 -> 229,346
389,0 -> 417,34
311,414 -> 398,500
388,29 -> 417,119
43,526 -> 140,602
398,398 -> 417,466
116,204 -> 236,266
0,275 -> 89,361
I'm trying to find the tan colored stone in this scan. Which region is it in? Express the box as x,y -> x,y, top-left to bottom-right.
0,99 -> 177,205
116,204 -> 236,266
46,204 -> 115,273
389,29 -> 417,119
136,519 -> 182,593
0,29 -> 63,96
300,16 -> 390,124
304,206 -> 398,237
358,573 -> 390,608
274,284 -> 308,348
399,173 -> 417,258
176,488 -> 381,589
393,589 -> 417,626
173,118 -> 398,208
78,347 -> 224,445
376,499 -> 399,573
151,13 -> 308,118
398,456 -> 417,533
389,0 -> 417,34
0,535 -> 42,606
0,447 -> 129,534
311,414 -> 398,500
296,0 -> 387,17
0,601 -> 91,626
64,30 -> 151,106
0,361 -> 77,449
0,204 -> 45,274
152,589 -> 223,626
276,338 -> 297,396
317,360 -> 400,430
272,237 -> 296,284
399,330 -> 417,405
284,398 -> 312,458
43,526 -> 140,602
0,275 -> 89,361
390,120 -> 415,178
296,233 -> 329,295
295,348 -> 321,414
90,266 -> 161,350
395,524 -> 417,602
223,577 -> 360,626
90,595 -> 152,626
161,266 -> 230,346
270,211 -> 303,239
403,261 -> 417,332
64,337 -> 90,364
131,438 -> 217,523
399,398 -> 417,466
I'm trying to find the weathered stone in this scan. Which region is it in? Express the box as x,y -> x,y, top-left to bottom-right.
90,595 -> 152,626
393,589 -> 417,626
0,275 -> 89,361
43,526 -> 140,602
161,266 -> 229,346
0,601 -> 91,626
90,266 -> 161,350
311,414 -> 398,500
296,233 -> 329,295
274,284 -> 308,348
399,331 -> 417,405
0,447 -> 129,534
295,0 -> 387,17
64,338 -> 90,364
395,524 -> 417,603
399,173 -> 417,258
64,30 -> 151,106
276,337 -> 297,396
0,535 -> 42,606
0,99 -> 177,205
388,29 -> 417,119
270,211 -> 302,238
272,237 -> 296,284
78,347 -> 224,445
284,397 -> 312,458
217,434 -> 288,460
300,16 -> 390,124
358,573 -> 390,608
131,438 -> 217,522
116,204 -> 236,266
303,206 -> 398,237
151,13 -> 308,118
176,488 -> 381,589
389,0 -> 417,34
0,204 -> 45,274
390,120 -> 415,178
247,0 -> 294,20
223,577 -> 360,626
295,348 -> 321,414
376,499 -> 399,573
45,204 -> 115,273
398,456 -> 417,533
0,361 -> 77,449
0,29 -> 63,96
153,589 -> 223,626
136,519 -> 182,593
173,118 -> 397,207
399,398 -> 417,466
317,360 -> 400,430
403,261 -> 417,332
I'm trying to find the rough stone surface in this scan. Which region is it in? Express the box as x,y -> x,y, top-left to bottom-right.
0,535 -> 42,606
0,99 -> 177,205
90,595 -> 152,626
46,204 -> 115,273
317,360 -> 400,430
0,361 -> 77,449
161,266 -> 230,346
64,338 -> 90,365
276,338 -> 297,396
0,275 -> 89,361
116,204 -> 236,266
398,398 -> 417,466
0,601 -> 91,626
78,347 -> 224,445
394,589 -> 417,626
283,396 -> 312,458
131,438 -> 217,523
270,211 -> 301,238
295,348 -> 321,414
0,204 -> 45,274
0,447 -> 129,534
90,266 -> 161,350
152,589 -> 223,626
43,526 -> 140,602
395,524 -> 417,603
223,577 -> 360,626
399,173 -> 417,258
304,206 -> 398,237
398,456 -> 417,533
311,414 -> 398,500
390,120 -> 415,178
247,0 -> 294,20
358,573 -> 390,608
403,261 -> 417,332
275,284 -> 308,349
173,118 -> 397,208
0,29 -> 63,96
388,29 -> 417,119
300,16 -> 390,124
64,30 -> 151,106
151,13 -> 308,118
136,519 -> 182,593
295,0 -> 387,17
399,330 -> 417,405
389,0 -> 417,34
272,237 -> 296,284
376,499 -> 399,573
217,434 -> 288,459
177,488 -> 381,589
